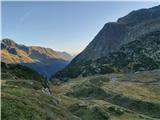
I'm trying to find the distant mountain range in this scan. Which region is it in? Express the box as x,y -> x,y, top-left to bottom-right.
1,39 -> 73,78
52,5 -> 160,80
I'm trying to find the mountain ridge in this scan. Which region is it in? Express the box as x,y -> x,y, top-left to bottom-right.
1,38 -> 73,62
71,5 -> 160,64
1,39 -> 73,78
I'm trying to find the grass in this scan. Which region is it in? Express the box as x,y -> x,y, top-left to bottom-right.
2,70 -> 160,120
51,70 -> 160,120
69,103 -> 110,120
1,80 -> 79,120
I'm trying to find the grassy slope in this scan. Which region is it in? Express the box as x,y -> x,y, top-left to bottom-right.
51,70 -> 160,120
1,49 -> 34,63
2,70 -> 160,120
1,63 -> 79,120
1,80 -> 80,120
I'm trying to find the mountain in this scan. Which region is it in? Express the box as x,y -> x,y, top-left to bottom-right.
72,5 -> 160,63
52,5 -> 160,80
1,39 -> 73,78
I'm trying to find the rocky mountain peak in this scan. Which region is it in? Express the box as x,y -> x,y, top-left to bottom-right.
117,5 -> 160,26
71,22 -> 127,64
1,38 -> 17,49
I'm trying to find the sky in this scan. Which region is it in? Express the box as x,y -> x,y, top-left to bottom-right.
2,1 -> 160,55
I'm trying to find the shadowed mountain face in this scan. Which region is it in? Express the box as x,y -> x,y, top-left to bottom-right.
1,62 -> 45,82
72,5 -> 160,63
52,5 -> 160,80
1,39 -> 73,78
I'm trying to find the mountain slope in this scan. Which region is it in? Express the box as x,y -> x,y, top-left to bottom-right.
52,5 -> 160,80
1,39 -> 73,78
1,62 -> 45,82
72,5 -> 160,63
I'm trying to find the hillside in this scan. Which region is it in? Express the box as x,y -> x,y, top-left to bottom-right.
52,5 -> 160,80
1,62 -> 45,81
1,39 -> 73,78
2,70 -> 160,120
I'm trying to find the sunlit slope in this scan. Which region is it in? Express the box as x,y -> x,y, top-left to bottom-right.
1,39 -> 73,78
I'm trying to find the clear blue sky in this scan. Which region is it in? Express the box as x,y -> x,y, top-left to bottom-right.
2,1 -> 159,55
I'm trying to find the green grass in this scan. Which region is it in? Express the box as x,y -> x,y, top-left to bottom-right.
52,70 -> 160,120
69,103 -> 110,120
2,70 -> 160,120
1,80 -> 78,120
